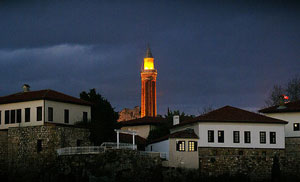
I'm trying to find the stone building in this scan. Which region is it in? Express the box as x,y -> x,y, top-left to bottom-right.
0,85 -> 92,169
118,106 -> 141,122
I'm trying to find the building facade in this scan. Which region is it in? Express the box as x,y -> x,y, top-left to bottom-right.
146,106 -> 287,170
0,87 -> 91,130
141,46 -> 157,117
259,100 -> 300,138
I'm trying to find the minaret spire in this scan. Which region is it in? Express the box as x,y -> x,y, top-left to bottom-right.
145,44 -> 153,58
141,44 -> 157,117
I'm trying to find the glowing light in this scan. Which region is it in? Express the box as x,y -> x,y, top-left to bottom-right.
144,58 -> 154,70
283,95 -> 289,100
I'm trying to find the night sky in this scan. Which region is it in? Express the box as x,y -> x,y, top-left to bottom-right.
0,0 -> 299,115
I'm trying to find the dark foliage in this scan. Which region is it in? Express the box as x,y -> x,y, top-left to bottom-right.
147,109 -> 194,141
76,88 -> 119,145
266,75 -> 300,106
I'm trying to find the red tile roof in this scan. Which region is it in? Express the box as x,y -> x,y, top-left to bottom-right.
259,100 -> 300,113
0,89 -> 92,106
120,116 -> 166,126
172,106 -> 288,128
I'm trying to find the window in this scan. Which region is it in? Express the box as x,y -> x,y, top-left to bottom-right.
10,110 -> 15,124
294,123 -> 300,131
83,112 -> 88,122
260,132 -> 266,144
0,111 -> 1,124
176,141 -> 185,151
218,131 -> 224,143
37,107 -> 42,121
48,107 -> 53,122
188,141 -> 197,152
244,131 -> 251,143
5,110 -> 9,124
25,108 -> 30,122
233,131 -> 240,143
37,140 -> 42,153
208,130 -> 214,143
64,109 -> 69,124
270,132 -> 276,144
77,140 -> 83,147
17,109 -> 21,123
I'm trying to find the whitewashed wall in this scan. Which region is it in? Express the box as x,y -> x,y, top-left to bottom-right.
0,100 -> 91,129
146,139 -> 170,160
264,112 -> 300,137
45,100 -> 91,125
171,122 -> 285,149
121,125 -> 151,139
0,100 -> 44,129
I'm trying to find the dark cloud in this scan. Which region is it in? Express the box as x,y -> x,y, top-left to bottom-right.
0,0 -> 299,115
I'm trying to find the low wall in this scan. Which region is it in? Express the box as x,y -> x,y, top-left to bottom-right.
198,147 -> 284,180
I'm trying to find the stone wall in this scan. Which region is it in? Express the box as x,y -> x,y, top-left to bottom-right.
0,130 -> 8,175
198,147 -> 285,180
118,106 -> 141,122
6,124 -> 90,169
282,137 -> 300,177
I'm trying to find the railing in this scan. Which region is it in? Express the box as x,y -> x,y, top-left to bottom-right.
57,146 -> 105,155
57,143 -> 137,156
139,151 -> 167,160
101,142 -> 137,150
56,144 -> 166,159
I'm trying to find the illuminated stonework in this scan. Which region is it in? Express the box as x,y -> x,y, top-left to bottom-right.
141,46 -> 157,117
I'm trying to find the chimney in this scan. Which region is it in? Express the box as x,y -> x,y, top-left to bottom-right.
22,84 -> 30,92
173,115 -> 180,125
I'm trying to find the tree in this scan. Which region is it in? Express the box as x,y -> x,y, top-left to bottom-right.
265,85 -> 285,106
76,88 -> 119,145
147,109 -> 194,141
199,105 -> 214,115
265,76 -> 300,106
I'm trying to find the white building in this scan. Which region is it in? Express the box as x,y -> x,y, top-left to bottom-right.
259,100 -> 300,138
146,106 -> 287,168
0,85 -> 92,130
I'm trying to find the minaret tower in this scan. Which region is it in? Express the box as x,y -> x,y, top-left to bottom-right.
141,46 -> 157,117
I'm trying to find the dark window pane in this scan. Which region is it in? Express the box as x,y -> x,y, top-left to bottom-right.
77,140 -> 83,147
260,132 -> 266,144
5,111 -> 9,124
294,123 -> 300,131
64,109 -> 69,124
11,110 -> 15,124
176,141 -> 185,151
17,109 -> 21,123
218,131 -> 224,143
25,108 -> 30,122
244,131 -> 251,143
37,107 -> 42,121
48,107 -> 53,122
270,132 -> 276,144
208,130 -> 214,143
83,112 -> 87,122
37,140 -> 42,153
233,131 -> 240,143
0,111 -> 1,124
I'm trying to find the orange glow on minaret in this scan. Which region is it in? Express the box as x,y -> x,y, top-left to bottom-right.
141,46 -> 157,117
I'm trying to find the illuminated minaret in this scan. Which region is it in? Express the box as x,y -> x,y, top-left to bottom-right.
141,46 -> 157,117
